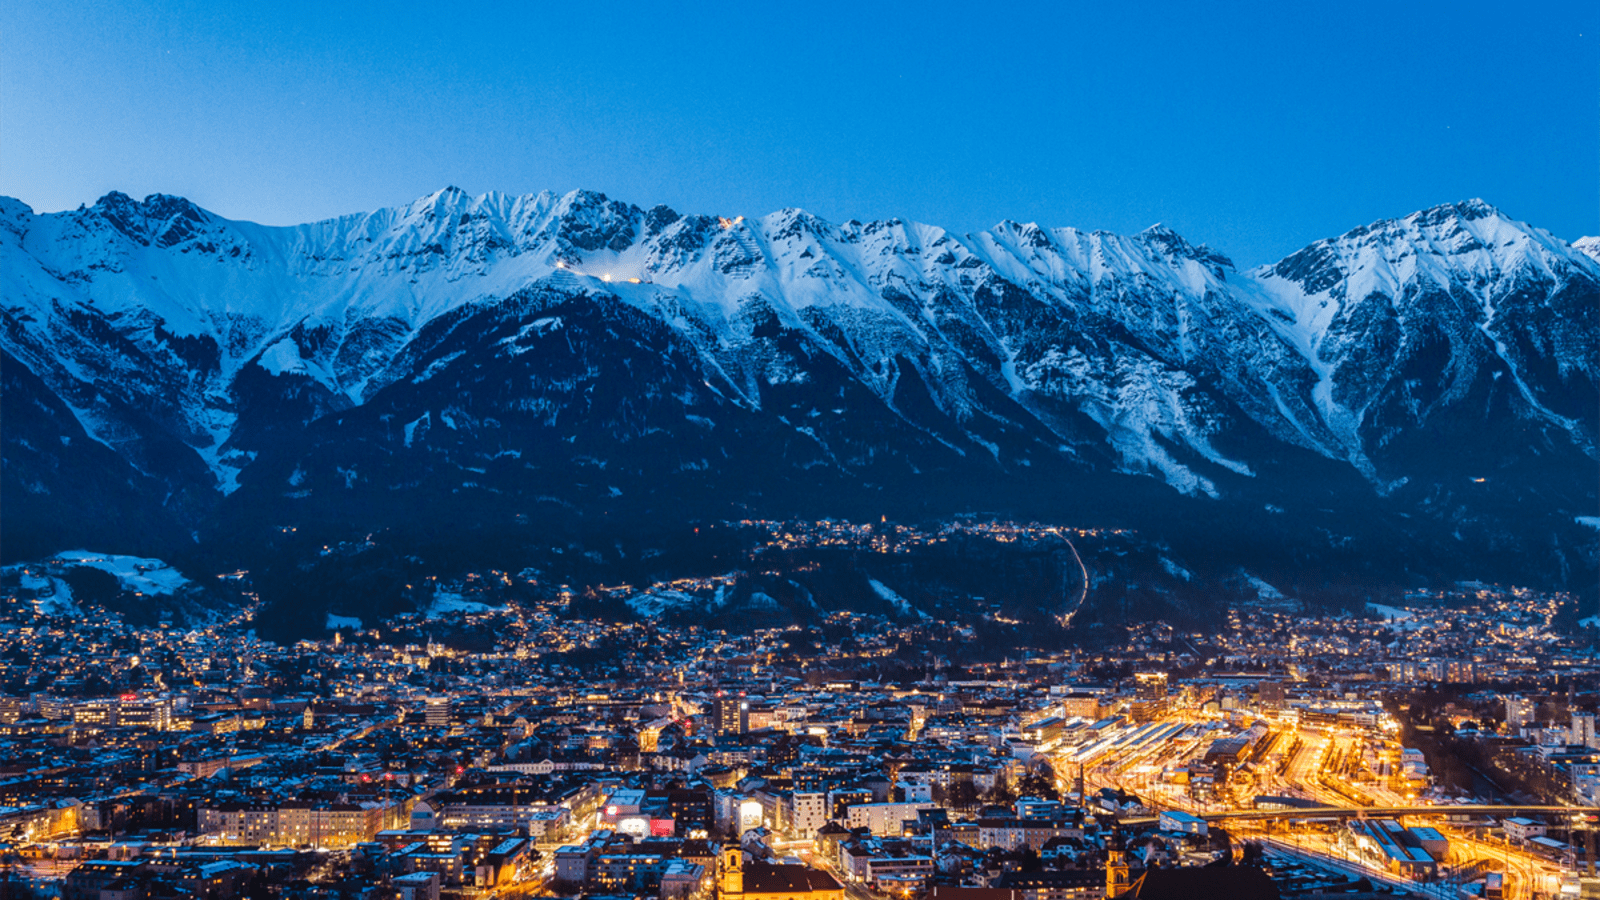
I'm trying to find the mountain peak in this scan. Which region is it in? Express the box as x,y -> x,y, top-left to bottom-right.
88,191 -> 215,248
1408,197 -> 1501,228
1136,222 -> 1233,270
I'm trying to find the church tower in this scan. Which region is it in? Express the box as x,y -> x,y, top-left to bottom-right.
1106,827 -> 1131,898
720,845 -> 743,900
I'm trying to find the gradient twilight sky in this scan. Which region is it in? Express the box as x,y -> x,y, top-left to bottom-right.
3,0 -> 1595,266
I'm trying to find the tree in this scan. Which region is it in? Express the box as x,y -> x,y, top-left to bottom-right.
985,781 -> 1017,806
950,781 -> 980,811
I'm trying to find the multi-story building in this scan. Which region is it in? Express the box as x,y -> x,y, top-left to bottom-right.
64,862 -> 147,900
1505,696 -> 1536,729
200,802 -> 279,845
789,791 -> 827,837
117,698 -> 172,730
715,696 -> 748,736
1573,713 -> 1597,748
425,697 -> 451,728
200,800 -> 395,848
430,785 -> 573,836
72,700 -> 118,728
845,802 -> 934,836
976,817 -> 1083,852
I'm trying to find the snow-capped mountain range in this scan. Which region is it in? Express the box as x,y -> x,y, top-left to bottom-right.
3,188 -> 1596,593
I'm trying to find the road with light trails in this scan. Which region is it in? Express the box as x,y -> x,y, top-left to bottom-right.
1050,528 -> 1089,627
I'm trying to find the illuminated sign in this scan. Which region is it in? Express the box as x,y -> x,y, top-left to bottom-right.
739,800 -> 764,830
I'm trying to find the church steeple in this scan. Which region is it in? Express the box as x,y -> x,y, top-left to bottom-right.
1106,827 -> 1131,898
720,845 -> 743,900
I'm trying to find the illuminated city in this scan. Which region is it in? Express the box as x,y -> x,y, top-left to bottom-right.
2,525 -> 1597,900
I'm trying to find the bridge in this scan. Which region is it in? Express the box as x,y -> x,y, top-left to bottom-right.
1119,804 -> 1595,826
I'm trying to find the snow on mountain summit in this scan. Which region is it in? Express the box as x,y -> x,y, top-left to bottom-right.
2,189 -> 1595,511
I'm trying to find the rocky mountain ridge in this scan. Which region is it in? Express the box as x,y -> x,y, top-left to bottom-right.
3,189 -> 1595,606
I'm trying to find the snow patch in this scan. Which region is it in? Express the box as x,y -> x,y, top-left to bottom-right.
1158,556 -> 1193,581
426,590 -> 493,618
258,337 -> 307,375
1243,573 -> 1284,601
403,412 -> 430,447
55,550 -> 189,595
16,571 -> 77,616
747,591 -> 781,610
626,589 -> 700,618
412,351 -> 465,384
326,613 -> 363,630
869,578 -> 930,620
1367,603 -> 1429,632
498,316 -> 563,355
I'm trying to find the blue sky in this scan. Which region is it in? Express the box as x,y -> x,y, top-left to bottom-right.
3,0 -> 1595,265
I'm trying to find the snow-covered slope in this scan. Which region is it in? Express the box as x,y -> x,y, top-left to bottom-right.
0,550 -> 231,625
3,189 -> 1596,581
1253,200 -> 1598,485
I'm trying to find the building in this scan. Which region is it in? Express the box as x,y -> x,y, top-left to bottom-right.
1021,717 -> 1066,745
592,846 -> 675,893
1347,819 -> 1437,877
660,859 -> 709,899
715,696 -> 749,736
1156,811 -> 1207,837
72,700 -> 118,728
846,802 -> 934,836
0,800 -> 81,841
789,791 -> 828,838
1134,672 -> 1169,700
432,784 -> 572,836
1572,763 -> 1600,806
993,869 -> 1106,900
976,817 -> 1083,852
1057,694 -> 1105,720
117,698 -> 172,730
1105,828 -> 1130,898
1573,714 -> 1597,749
861,856 -> 933,892
1399,748 -> 1429,782
199,799 -> 395,848
200,802 -> 279,845
740,860 -> 844,900
394,871 -> 441,900
555,834 -> 609,888
65,861 -> 147,900
1505,697 -> 1536,729
1503,817 -> 1547,844
425,697 -> 451,728
1203,722 -> 1269,768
